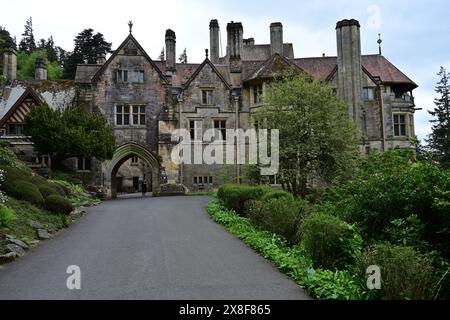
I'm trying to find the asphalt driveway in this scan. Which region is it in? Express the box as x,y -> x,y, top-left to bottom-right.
0,196 -> 309,300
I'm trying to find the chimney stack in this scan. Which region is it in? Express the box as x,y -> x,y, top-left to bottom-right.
96,52 -> 106,65
165,29 -> 176,73
2,47 -> 17,83
336,19 -> 363,121
35,57 -> 47,81
209,19 -> 220,64
226,22 -> 243,73
270,22 -> 284,56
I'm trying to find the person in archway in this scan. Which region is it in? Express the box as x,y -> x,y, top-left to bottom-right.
141,180 -> 147,197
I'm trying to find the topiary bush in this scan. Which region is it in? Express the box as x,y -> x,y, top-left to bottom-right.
37,183 -> 60,199
300,213 -> 363,270
47,183 -> 67,197
217,184 -> 271,215
0,206 -> 16,227
44,195 -> 73,215
261,190 -> 294,202
248,198 -> 312,245
8,180 -> 44,206
358,244 -> 438,300
0,165 -> 32,193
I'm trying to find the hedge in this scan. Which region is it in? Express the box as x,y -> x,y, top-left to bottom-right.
7,180 -> 44,206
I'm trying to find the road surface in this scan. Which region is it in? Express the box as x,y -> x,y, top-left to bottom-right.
0,196 -> 309,300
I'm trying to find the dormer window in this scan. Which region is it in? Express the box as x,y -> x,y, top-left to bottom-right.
201,90 -> 213,105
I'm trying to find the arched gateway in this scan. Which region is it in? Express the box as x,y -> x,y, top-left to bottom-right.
103,143 -> 160,199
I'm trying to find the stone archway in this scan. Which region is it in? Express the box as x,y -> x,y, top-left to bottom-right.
103,143 -> 160,199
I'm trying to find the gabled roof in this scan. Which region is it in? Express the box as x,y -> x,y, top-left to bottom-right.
91,33 -> 168,84
0,87 -> 43,127
0,81 -> 75,121
244,53 -> 304,82
362,55 -> 418,89
182,59 -> 232,90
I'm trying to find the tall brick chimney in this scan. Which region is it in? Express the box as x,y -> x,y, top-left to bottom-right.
336,19 -> 363,121
209,19 -> 220,64
165,29 -> 176,73
35,57 -> 47,80
2,47 -> 17,83
270,22 -> 284,56
227,21 -> 243,73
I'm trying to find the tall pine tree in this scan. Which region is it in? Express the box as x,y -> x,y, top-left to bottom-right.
19,17 -> 36,54
63,29 -> 112,79
427,66 -> 450,168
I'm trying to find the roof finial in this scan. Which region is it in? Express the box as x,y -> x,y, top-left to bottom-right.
128,21 -> 133,34
205,49 -> 209,59
377,33 -> 383,55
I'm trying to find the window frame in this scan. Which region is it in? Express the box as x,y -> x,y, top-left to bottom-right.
393,113 -> 407,137
132,105 -> 146,126
77,157 -> 91,172
116,105 -> 131,126
213,120 -> 227,141
201,90 -> 214,105
363,87 -> 375,101
189,120 -> 203,142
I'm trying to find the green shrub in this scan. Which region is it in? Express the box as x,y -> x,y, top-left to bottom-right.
217,184 -> 271,215
44,195 -> 72,215
8,180 -> 44,206
0,166 -> 32,193
48,183 -> 67,197
37,183 -> 60,199
301,213 -> 363,270
324,150 -> 450,259
248,198 -> 311,245
305,269 -> 364,300
359,244 -> 438,300
261,190 -> 294,202
0,206 -> 16,227
30,174 -> 48,185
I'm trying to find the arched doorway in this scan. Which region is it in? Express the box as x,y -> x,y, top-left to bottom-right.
104,143 -> 160,199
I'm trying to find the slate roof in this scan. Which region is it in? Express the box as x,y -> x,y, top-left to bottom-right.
0,81 -> 76,119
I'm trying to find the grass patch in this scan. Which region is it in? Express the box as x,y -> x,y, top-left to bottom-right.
206,200 -> 365,300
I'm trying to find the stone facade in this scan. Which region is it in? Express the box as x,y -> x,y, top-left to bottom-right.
0,18 -> 418,197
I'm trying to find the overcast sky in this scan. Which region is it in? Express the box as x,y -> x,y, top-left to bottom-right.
2,0 -> 449,141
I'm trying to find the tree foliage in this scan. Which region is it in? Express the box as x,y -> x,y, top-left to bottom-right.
17,49 -> 63,80
427,66 -> 450,168
0,26 -> 16,75
178,48 -> 188,63
18,17 -> 36,54
63,29 -> 112,79
255,73 -> 360,197
24,105 -> 116,167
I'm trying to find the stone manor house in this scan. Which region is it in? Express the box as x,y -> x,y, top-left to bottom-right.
0,19 -> 418,198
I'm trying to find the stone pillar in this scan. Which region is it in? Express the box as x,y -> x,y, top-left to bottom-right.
3,47 -> 17,83
336,19 -> 363,122
227,21 -> 243,73
35,57 -> 47,80
270,22 -> 284,56
209,19 -> 220,64
165,29 -> 176,73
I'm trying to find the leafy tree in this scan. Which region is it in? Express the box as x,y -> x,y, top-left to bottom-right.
18,17 -> 36,54
37,36 -> 58,63
17,49 -> 63,80
255,73 -> 360,197
63,29 -> 112,79
427,67 -> 450,168
25,105 -> 116,168
178,48 -> 188,63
